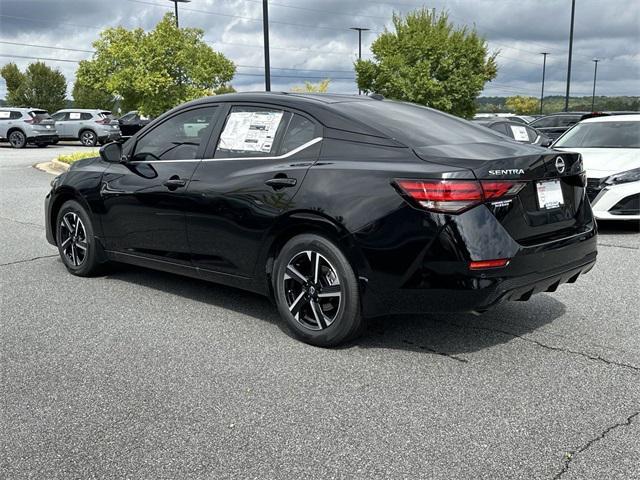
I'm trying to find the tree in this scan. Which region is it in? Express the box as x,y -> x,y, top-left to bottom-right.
355,9 -> 497,118
72,78 -> 117,110
1,62 -> 67,112
290,79 -> 330,93
75,13 -> 236,117
505,96 -> 539,114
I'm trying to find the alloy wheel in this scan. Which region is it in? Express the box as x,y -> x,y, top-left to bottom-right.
9,131 -> 25,148
81,131 -> 96,146
283,250 -> 342,331
59,212 -> 88,267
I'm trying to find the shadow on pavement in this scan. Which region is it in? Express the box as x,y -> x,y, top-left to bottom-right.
103,262 -> 565,358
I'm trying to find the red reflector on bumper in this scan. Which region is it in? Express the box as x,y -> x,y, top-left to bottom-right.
469,258 -> 510,270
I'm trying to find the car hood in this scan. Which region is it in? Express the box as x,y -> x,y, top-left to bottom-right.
554,147 -> 640,178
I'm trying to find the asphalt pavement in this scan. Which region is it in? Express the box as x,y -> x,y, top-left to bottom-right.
1,143 -> 638,479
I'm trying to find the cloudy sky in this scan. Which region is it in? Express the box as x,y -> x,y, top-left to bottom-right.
0,0 -> 638,100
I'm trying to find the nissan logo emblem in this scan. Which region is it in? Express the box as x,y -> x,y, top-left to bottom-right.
555,156 -> 566,174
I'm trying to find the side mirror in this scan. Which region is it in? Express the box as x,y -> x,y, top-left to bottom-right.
99,142 -> 124,163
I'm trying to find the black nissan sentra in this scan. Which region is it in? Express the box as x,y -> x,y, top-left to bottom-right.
45,93 -> 597,346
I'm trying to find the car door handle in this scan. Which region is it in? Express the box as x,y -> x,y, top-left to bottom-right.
163,178 -> 187,189
265,177 -> 297,189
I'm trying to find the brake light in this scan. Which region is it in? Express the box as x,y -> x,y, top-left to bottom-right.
469,259 -> 510,270
395,179 -> 524,213
23,118 -> 34,124
95,118 -> 109,124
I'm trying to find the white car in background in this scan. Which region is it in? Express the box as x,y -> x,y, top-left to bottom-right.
553,114 -> 640,221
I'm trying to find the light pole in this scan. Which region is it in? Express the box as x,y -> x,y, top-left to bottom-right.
263,0 -> 271,91
591,59 -> 600,111
350,27 -> 370,94
167,0 -> 190,28
564,0 -> 576,112
540,52 -> 549,115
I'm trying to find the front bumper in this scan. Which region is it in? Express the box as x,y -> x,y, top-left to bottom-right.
591,180 -> 640,221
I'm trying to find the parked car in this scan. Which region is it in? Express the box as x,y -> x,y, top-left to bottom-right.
553,114 -> 639,221
0,107 -> 58,148
51,109 -> 121,146
508,115 -> 535,124
45,93 -> 597,346
118,110 -> 152,137
474,118 -> 552,146
529,112 -> 589,141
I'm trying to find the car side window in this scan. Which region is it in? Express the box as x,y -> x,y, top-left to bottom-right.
10,111 -> 22,119
52,112 -> 66,121
132,106 -> 219,161
279,114 -> 317,154
80,113 -> 92,120
532,117 -> 555,128
215,106 -> 287,159
525,126 -> 538,142
560,116 -> 579,127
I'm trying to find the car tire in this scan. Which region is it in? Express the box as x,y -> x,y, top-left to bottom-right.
273,233 -> 363,347
55,200 -> 102,276
79,129 -> 97,147
8,130 -> 27,149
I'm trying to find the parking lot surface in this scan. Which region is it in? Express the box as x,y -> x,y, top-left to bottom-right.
1,144 -> 638,479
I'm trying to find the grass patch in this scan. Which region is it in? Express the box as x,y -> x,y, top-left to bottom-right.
56,150 -> 99,164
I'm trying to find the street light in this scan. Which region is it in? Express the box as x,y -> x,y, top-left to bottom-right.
167,0 -> 190,28
591,59 -> 600,112
350,27 -> 370,95
539,52 -> 550,115
564,0 -> 576,112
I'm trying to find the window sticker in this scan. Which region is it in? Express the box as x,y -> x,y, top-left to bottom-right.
218,111 -> 284,153
69,112 -> 81,120
511,125 -> 530,142
0,111 -> 10,119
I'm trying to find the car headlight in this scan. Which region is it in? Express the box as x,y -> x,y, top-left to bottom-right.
605,167 -> 640,185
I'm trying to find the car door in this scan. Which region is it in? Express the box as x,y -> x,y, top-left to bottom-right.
185,103 -> 322,277
51,112 -> 68,137
99,105 -> 222,264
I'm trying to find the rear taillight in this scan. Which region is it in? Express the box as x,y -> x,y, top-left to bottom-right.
23,118 -> 34,124
395,179 -> 524,214
95,118 -> 109,124
469,258 -> 510,270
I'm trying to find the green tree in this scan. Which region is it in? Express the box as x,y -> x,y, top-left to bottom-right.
1,61 -> 67,112
290,79 -> 331,93
75,13 -> 235,117
355,9 -> 497,118
72,78 -> 117,110
505,96 -> 539,114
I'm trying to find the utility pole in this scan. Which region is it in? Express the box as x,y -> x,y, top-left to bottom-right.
263,0 -> 271,91
540,52 -> 549,115
350,27 -> 370,94
564,0 -> 576,112
591,59 -> 600,111
167,0 -> 190,28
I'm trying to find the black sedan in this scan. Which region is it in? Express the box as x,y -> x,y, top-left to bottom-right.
474,118 -> 552,146
117,111 -> 151,137
45,93 -> 597,346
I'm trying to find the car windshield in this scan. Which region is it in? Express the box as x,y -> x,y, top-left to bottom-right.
333,100 -> 504,147
554,121 -> 640,148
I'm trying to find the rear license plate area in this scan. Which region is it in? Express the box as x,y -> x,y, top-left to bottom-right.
536,179 -> 564,210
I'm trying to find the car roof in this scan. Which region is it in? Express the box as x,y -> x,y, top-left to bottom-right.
580,113 -> 640,123
476,119 -> 531,127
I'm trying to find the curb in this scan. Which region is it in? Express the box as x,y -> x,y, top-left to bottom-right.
34,159 -> 70,175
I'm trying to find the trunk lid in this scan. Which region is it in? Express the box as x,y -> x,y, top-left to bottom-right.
414,142 -> 591,245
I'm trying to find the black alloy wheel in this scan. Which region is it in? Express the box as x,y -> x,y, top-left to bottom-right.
55,200 -> 102,276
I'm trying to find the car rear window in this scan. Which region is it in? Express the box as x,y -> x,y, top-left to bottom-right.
29,110 -> 51,120
99,111 -> 116,120
332,100 -> 505,147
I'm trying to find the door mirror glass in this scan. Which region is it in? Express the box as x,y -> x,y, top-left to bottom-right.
100,142 -> 123,163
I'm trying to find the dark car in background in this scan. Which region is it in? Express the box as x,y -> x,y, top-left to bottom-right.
118,111 -> 152,137
45,93 -> 597,346
529,112 -> 589,141
474,118 -> 552,146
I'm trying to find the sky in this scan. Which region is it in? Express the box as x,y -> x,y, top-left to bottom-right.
0,0 -> 638,100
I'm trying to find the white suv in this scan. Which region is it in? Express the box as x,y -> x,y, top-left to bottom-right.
0,107 -> 58,148
51,109 -> 121,146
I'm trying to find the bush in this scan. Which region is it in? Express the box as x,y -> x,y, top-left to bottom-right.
56,150 -> 99,164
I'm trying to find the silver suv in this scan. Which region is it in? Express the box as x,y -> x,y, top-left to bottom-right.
51,109 -> 121,146
0,107 -> 58,148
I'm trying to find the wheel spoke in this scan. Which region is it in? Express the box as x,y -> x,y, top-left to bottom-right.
310,300 -> 327,329
71,244 -> 78,266
318,284 -> 341,298
289,291 -> 306,318
285,265 -> 308,285
74,214 -> 80,235
75,240 -> 88,251
311,251 -> 320,283
63,216 -> 73,234
60,236 -> 72,248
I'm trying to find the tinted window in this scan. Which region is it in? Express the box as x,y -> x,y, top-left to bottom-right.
120,113 -> 136,122
490,122 -> 511,136
215,106 -> 286,158
133,106 -> 219,161
531,116 -> 558,128
52,112 -> 66,121
558,116 -> 580,127
332,100 -> 505,147
80,113 -> 92,120
525,126 -> 538,142
29,110 -> 51,120
280,114 -> 316,154
1,111 -> 23,120
554,121 -> 640,148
